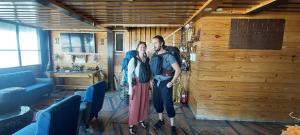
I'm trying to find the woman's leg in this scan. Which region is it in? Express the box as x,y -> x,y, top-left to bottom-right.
128,84 -> 141,125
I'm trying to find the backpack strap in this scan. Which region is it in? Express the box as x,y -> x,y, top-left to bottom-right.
134,57 -> 138,68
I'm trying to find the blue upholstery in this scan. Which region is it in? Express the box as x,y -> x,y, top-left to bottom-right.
0,71 -> 36,89
0,71 -> 53,105
13,123 -> 37,135
75,81 -> 106,128
84,81 -> 106,120
13,95 -> 81,135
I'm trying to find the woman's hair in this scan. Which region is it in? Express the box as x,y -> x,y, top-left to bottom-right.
136,41 -> 147,50
153,35 -> 166,48
136,41 -> 147,57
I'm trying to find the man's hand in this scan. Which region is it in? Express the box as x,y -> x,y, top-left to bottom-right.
167,82 -> 173,88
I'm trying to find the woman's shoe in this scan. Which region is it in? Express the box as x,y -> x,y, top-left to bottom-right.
129,126 -> 136,135
139,121 -> 147,128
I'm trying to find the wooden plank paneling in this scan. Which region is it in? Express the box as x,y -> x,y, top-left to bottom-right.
189,80 -> 300,93
189,12 -> 300,122
196,108 -> 299,121
126,27 -> 178,50
194,61 -> 300,73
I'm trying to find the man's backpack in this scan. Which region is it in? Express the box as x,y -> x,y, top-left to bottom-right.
149,54 -> 163,76
150,46 -> 182,76
165,46 -> 182,68
121,50 -> 138,84
134,57 -> 151,83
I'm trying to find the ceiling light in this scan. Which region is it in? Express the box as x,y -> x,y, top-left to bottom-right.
216,8 -> 223,12
204,8 -> 212,12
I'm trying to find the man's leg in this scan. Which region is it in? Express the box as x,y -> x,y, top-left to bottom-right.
161,84 -> 176,120
153,80 -> 165,128
161,82 -> 177,134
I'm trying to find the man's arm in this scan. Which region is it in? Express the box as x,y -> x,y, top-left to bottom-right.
171,62 -> 181,84
167,62 -> 181,88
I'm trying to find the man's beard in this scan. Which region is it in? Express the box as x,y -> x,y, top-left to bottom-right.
154,46 -> 161,52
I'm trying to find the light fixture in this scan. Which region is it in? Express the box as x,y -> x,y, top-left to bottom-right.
216,8 -> 223,12
204,8 -> 212,12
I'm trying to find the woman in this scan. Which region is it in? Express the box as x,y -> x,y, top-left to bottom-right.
127,41 -> 150,134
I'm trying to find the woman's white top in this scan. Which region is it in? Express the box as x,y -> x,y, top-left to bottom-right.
127,57 -> 141,95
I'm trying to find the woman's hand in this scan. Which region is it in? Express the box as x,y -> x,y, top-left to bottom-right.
128,86 -> 133,96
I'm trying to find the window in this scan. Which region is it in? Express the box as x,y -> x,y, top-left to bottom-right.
115,32 -> 124,52
0,21 -> 40,68
19,26 -> 40,66
0,22 -> 19,68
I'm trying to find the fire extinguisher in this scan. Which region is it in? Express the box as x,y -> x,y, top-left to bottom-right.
180,90 -> 188,104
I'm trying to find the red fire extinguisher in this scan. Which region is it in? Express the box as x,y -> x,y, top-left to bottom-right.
180,90 -> 188,104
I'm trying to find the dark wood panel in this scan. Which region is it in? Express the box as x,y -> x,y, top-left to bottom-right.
229,19 -> 285,50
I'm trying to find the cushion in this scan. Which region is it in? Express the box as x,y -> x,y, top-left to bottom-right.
25,83 -> 52,98
0,71 -> 36,89
0,87 -> 26,103
0,87 -> 26,114
13,123 -> 37,135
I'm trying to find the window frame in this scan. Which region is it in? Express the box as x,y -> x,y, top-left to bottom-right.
114,32 -> 124,52
0,20 -> 41,69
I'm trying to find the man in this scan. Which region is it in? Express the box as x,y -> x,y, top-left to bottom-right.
151,35 -> 181,134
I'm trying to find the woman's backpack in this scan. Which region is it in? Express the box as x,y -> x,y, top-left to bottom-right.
134,57 -> 151,83
121,50 -> 138,85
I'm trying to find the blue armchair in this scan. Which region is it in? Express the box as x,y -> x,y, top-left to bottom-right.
13,95 -> 81,135
75,81 -> 107,128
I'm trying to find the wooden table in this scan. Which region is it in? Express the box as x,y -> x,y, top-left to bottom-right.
47,71 -> 102,90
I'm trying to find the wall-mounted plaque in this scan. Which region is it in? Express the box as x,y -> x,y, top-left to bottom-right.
229,19 -> 285,50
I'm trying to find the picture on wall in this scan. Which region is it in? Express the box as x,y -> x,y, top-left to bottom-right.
60,33 -> 95,53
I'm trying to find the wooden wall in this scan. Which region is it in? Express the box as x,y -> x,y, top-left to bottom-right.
51,31 -> 108,77
188,12 -> 300,122
114,27 -> 180,74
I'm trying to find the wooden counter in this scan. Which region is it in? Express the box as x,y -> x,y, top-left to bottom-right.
47,71 -> 103,90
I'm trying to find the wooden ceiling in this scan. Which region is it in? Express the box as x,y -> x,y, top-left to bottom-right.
0,1 -> 98,29
0,0 -> 299,30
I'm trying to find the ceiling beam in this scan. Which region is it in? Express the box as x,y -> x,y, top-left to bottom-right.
35,0 -> 97,26
245,0 -> 288,14
183,0 -> 221,26
164,27 -> 182,40
99,24 -> 183,27
165,0 -> 221,40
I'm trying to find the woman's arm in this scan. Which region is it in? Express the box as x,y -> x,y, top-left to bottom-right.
127,58 -> 135,95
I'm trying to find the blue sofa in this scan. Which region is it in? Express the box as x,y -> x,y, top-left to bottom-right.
0,71 -> 54,105
13,95 -> 81,135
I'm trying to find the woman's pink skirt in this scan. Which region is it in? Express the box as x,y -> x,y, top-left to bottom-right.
128,80 -> 149,125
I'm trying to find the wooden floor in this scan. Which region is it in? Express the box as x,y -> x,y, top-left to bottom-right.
32,90 -> 293,135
